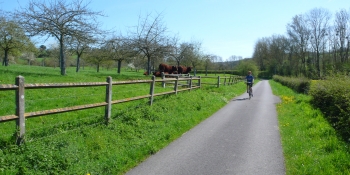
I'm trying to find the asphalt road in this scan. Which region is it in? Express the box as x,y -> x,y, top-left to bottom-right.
125,80 -> 286,175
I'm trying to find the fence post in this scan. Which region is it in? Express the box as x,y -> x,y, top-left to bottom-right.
217,76 -> 220,88
149,75 -> 155,105
15,76 -> 25,145
224,77 -> 227,86
161,72 -> 165,88
174,76 -> 179,95
189,76 -> 193,91
105,76 -> 112,124
198,76 -> 201,88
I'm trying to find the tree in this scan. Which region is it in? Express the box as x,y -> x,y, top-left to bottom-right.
235,59 -> 259,77
306,8 -> 331,77
202,54 -> 214,76
169,36 -> 193,68
185,41 -> 202,75
21,52 -> 35,65
67,33 -> 97,72
130,12 -> 171,75
334,9 -> 349,64
38,45 -> 48,58
15,0 -> 104,75
105,36 -> 136,74
85,47 -> 109,72
287,14 -> 310,76
0,17 -> 34,66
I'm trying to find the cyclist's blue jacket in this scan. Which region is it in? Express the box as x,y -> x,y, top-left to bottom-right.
246,75 -> 254,83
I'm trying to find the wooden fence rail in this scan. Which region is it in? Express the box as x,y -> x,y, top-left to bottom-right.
0,74 -> 241,145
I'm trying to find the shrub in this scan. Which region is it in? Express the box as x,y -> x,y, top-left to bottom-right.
272,75 -> 310,94
308,75 -> 350,142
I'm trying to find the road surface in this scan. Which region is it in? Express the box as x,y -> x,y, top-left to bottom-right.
126,80 -> 286,175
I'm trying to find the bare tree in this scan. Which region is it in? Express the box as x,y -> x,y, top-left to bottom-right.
287,14 -> 310,76
15,0 -> 104,75
130,12 -> 171,75
168,36 -> 193,68
67,32 -> 97,72
335,9 -> 349,64
185,41 -> 202,75
306,8 -> 331,77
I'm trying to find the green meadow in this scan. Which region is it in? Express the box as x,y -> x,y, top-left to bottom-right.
0,65 -> 245,174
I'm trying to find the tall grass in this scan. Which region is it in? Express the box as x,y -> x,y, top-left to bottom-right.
0,65 -> 246,174
269,80 -> 350,175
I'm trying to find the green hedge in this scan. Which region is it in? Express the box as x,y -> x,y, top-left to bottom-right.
273,74 -> 350,142
308,76 -> 350,142
272,75 -> 310,94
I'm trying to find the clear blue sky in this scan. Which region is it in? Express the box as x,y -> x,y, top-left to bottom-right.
1,0 -> 349,60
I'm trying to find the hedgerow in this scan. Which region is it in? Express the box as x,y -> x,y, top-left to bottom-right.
272,75 -> 310,93
308,75 -> 350,142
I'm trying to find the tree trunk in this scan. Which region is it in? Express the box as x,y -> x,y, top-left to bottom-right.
117,60 -> 122,74
147,56 -> 151,75
205,65 -> 208,76
3,49 -> 9,66
76,55 -> 80,72
59,38 -> 66,75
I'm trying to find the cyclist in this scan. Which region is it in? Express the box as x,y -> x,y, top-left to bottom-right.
246,71 -> 254,96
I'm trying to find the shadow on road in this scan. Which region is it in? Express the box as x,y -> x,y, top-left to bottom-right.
232,98 -> 249,101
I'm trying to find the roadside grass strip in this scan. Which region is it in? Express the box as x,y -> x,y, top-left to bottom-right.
269,80 -> 350,175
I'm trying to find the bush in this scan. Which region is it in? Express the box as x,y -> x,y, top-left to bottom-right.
272,75 -> 310,94
308,75 -> 350,142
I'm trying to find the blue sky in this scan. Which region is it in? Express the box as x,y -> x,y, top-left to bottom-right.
1,0 -> 349,60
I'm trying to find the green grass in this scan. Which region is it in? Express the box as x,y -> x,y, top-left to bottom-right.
0,65 -> 247,174
269,80 -> 350,175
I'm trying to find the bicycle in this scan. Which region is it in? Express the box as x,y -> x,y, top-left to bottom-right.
246,81 -> 253,100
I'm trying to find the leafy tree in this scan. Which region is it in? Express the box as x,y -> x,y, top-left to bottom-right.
235,59 -> 259,77
21,52 -> 36,65
202,54 -> 213,76
104,36 -> 136,74
85,47 -> 109,72
0,17 -> 34,66
38,45 -> 48,58
15,0 -> 104,75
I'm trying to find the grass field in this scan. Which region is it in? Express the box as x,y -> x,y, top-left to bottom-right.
0,65 -> 245,174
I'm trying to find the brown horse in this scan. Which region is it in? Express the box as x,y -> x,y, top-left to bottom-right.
177,66 -> 192,74
159,63 -> 177,74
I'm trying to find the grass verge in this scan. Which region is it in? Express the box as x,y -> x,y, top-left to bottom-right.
269,80 -> 350,175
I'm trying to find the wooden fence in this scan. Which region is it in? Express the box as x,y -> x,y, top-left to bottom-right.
0,74 -> 241,145
161,73 -> 242,88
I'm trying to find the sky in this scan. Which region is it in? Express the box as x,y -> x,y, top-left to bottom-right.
1,0 -> 349,60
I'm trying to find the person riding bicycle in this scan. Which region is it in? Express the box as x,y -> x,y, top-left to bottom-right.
246,71 -> 254,96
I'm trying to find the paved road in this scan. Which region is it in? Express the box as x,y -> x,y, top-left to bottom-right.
126,80 -> 286,175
